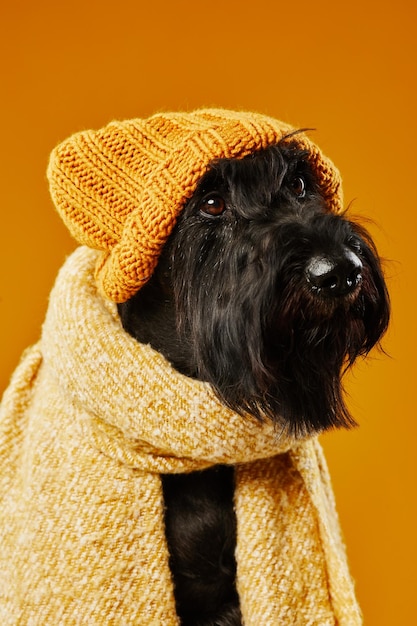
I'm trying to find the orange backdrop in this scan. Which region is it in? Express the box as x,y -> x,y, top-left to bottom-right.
1,1 -> 415,623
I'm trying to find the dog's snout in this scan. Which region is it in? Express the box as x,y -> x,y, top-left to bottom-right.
306,248 -> 363,297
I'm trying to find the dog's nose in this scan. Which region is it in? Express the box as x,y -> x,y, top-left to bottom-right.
306,249 -> 363,297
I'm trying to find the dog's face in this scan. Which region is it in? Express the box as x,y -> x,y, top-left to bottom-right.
119,140 -> 390,436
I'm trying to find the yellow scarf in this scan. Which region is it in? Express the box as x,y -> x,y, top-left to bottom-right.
0,247 -> 362,625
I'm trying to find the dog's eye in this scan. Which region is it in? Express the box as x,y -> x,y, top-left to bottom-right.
291,176 -> 306,199
199,194 -> 226,217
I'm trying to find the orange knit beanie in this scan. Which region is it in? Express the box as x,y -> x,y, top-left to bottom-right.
47,108 -> 343,302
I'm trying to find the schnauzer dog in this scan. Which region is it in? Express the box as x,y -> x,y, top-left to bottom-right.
118,138 -> 390,626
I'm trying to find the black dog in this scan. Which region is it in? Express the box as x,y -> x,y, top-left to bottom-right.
118,139 -> 390,626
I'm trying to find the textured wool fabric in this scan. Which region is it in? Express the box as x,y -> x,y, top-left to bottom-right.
47,108 -> 343,302
0,247 -> 362,625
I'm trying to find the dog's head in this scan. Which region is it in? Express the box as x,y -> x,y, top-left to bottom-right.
121,139 -> 389,435
48,110 -> 390,436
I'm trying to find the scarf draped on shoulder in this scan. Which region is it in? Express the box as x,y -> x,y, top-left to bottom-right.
0,247 -> 362,625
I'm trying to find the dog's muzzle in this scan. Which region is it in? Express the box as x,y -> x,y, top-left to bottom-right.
306,248 -> 363,298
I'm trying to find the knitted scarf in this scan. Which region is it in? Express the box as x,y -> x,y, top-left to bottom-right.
0,247 -> 362,625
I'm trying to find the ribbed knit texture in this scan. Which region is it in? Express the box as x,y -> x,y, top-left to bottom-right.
0,247 -> 362,625
47,109 -> 343,302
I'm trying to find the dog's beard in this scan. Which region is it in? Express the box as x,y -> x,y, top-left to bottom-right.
169,216 -> 390,436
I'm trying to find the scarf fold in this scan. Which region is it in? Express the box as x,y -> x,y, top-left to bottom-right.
0,247 -> 362,625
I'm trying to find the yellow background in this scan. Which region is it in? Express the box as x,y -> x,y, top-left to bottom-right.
1,1 -> 415,623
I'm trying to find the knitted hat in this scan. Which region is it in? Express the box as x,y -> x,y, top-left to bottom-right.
47,108 -> 343,302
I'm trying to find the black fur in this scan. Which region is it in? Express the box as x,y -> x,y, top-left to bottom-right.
118,140 -> 390,625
